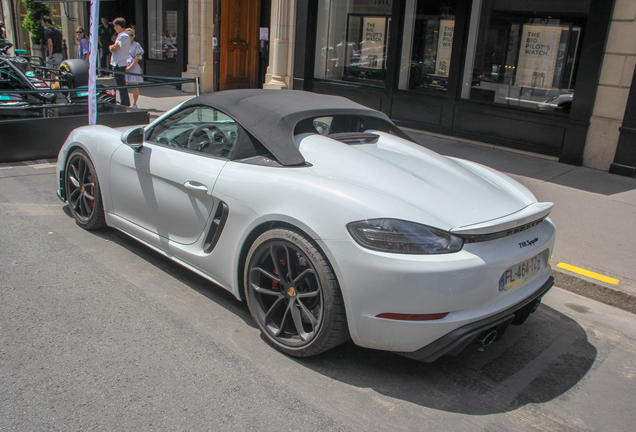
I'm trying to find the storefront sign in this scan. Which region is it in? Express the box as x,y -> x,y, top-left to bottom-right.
361,17 -> 386,69
435,19 -> 454,76
353,0 -> 392,15
515,24 -> 562,89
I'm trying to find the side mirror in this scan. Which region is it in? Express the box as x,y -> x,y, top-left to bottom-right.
121,126 -> 145,151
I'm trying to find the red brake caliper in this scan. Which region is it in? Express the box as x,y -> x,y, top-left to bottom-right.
88,174 -> 95,209
272,253 -> 287,290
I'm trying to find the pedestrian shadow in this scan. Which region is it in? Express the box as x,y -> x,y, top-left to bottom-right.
289,303 -> 596,415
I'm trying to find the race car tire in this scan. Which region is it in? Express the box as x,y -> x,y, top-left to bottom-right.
59,59 -> 89,89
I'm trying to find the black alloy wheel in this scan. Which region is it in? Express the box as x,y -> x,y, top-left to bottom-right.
245,229 -> 349,357
65,150 -> 106,230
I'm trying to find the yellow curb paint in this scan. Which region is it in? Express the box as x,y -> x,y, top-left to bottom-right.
557,263 -> 619,285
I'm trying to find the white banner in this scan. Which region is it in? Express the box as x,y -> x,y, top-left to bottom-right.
435,19 -> 454,76
361,17 -> 386,69
88,0 -> 99,125
515,24 -> 562,89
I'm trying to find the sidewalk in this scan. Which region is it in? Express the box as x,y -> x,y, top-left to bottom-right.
98,76 -> 195,119
135,84 -> 194,119
115,83 -> 636,313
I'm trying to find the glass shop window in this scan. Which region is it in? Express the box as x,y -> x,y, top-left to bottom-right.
398,0 -> 456,92
314,0 -> 393,86
148,0 -> 180,62
461,0 -> 590,115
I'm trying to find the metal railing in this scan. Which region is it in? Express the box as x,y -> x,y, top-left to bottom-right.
0,63 -> 201,99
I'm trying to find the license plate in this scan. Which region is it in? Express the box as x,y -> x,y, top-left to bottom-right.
499,252 -> 543,292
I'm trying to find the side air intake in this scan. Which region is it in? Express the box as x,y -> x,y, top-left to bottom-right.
203,201 -> 229,253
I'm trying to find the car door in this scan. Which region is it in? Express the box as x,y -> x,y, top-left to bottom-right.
109,105 -> 239,246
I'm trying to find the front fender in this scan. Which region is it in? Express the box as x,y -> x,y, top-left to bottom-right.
57,125 -> 126,212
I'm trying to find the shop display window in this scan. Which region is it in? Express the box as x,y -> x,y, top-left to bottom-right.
461,0 -> 590,114
398,0 -> 456,92
314,0 -> 393,86
148,0 -> 179,62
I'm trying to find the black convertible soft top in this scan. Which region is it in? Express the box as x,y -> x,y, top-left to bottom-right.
181,89 -> 401,166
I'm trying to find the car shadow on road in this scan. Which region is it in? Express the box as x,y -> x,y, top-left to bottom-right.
291,303 -> 596,415
83,224 -> 257,329
71,212 -> 596,415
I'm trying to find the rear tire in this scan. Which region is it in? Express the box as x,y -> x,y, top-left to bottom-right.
65,150 -> 106,230
245,228 -> 349,357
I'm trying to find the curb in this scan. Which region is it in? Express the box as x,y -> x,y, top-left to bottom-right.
552,269 -> 636,314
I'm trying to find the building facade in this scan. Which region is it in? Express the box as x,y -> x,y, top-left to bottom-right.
195,0 -> 636,177
290,0 -> 635,177
2,0 -> 634,176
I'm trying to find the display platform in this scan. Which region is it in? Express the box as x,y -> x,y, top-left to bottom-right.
0,103 -> 149,163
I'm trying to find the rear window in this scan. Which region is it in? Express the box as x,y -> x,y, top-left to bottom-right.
293,115 -> 398,136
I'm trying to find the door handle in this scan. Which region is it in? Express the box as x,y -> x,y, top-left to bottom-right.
183,181 -> 209,193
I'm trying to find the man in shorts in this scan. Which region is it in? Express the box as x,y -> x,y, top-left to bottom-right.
40,16 -> 63,68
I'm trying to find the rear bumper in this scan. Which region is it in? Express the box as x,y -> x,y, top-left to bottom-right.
397,276 -> 554,362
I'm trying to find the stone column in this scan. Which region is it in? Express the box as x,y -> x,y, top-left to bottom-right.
263,0 -> 295,90
1,0 -> 17,51
62,2 -> 85,61
583,0 -> 636,170
183,0 -> 216,93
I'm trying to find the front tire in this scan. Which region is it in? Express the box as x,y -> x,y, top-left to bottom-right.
65,150 -> 106,230
245,228 -> 349,357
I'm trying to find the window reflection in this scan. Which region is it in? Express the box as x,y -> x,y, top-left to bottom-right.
398,0 -> 456,91
461,0 -> 589,114
345,15 -> 390,81
148,0 -> 179,62
148,106 -> 238,159
314,0 -> 393,85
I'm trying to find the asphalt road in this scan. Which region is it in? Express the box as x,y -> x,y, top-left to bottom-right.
1,161 -> 635,431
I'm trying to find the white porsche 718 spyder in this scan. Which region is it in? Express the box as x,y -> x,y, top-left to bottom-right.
56,90 -> 556,361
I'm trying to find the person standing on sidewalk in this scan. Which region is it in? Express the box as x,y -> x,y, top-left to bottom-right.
109,17 -> 131,107
125,28 -> 144,109
40,16 -> 63,68
75,27 -> 90,61
98,17 -> 115,76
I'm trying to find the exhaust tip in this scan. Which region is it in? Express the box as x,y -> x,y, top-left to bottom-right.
478,330 -> 498,347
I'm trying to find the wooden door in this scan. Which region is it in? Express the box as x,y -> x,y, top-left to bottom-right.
219,0 -> 260,90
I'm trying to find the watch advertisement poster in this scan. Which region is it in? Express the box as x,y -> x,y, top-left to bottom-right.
435,19 -> 454,77
361,16 -> 386,69
515,24 -> 562,89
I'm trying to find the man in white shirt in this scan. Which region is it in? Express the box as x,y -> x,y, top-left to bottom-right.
109,17 -> 131,106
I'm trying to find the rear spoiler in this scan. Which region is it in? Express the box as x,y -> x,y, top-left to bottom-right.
451,202 -> 553,239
